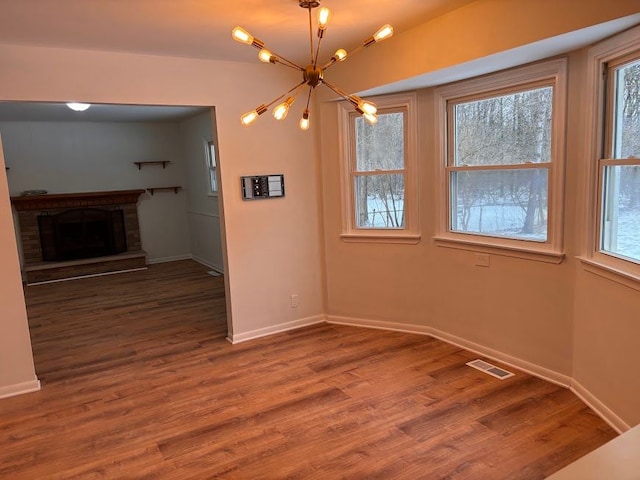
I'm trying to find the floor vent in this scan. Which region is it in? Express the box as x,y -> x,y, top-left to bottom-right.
466,359 -> 515,380
207,270 -> 221,277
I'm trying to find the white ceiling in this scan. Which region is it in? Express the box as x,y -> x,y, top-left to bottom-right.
0,0 -> 476,122
0,1 -> 638,122
0,0 -> 477,65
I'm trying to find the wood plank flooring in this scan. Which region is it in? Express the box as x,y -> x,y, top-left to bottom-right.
0,260 -> 616,479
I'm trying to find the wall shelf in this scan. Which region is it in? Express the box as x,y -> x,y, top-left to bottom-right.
147,186 -> 181,195
134,161 -> 171,170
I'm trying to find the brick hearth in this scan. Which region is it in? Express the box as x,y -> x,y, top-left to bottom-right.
11,190 -> 146,284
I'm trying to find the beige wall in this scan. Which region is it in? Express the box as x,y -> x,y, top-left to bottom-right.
0,43 -> 326,391
0,136 -> 38,396
318,2 -> 640,428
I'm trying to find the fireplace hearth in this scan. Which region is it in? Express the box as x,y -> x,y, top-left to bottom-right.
11,190 -> 146,283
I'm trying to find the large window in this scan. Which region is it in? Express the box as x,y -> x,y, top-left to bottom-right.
581,26 -> 640,287
435,60 -> 566,262
339,93 -> 418,243
599,54 -> 640,265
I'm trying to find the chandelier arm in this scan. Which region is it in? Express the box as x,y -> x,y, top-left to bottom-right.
322,44 -> 366,72
277,61 -> 305,72
312,32 -> 324,69
263,80 -> 309,109
308,4 -> 314,64
261,48 -> 305,70
304,86 -> 313,111
320,79 -> 352,103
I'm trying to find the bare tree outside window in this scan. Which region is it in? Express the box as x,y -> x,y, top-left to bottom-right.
354,111 -> 405,228
449,86 -> 553,241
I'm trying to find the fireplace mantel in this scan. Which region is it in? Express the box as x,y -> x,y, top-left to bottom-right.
10,189 -> 145,211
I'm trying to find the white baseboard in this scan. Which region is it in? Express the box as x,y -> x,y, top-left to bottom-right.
571,380 -> 631,434
27,267 -> 148,286
427,327 -> 573,388
147,254 -> 192,265
227,315 -> 326,344
327,314 -> 631,432
327,315 -> 432,336
0,378 -> 41,399
191,254 -> 224,274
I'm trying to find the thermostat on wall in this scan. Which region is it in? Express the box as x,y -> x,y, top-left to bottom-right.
241,174 -> 285,200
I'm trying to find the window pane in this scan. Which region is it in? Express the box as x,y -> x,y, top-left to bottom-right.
601,165 -> 640,263
354,174 -> 405,228
450,169 -> 548,241
453,87 -> 553,166
613,59 -> 640,158
355,112 -> 404,172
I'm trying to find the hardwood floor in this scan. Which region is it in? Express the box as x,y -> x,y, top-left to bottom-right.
0,260 -> 616,479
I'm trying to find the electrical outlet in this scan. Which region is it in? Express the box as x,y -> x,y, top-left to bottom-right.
290,294 -> 298,308
475,253 -> 490,267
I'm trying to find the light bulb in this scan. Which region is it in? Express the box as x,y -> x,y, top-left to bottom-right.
363,112 -> 378,125
273,97 -> 294,121
241,110 -> 260,126
232,27 -> 254,45
318,7 -> 331,29
332,49 -> 347,62
258,49 -> 274,63
299,110 -> 310,131
373,24 -> 394,42
350,96 -> 377,116
358,100 -> 377,115
240,105 -> 267,126
66,102 -> 91,112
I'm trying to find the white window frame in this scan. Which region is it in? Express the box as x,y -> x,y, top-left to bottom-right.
205,140 -> 218,196
434,59 -> 567,264
579,26 -> 640,290
338,92 -> 419,244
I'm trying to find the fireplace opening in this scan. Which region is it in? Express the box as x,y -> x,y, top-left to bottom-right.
38,208 -> 127,261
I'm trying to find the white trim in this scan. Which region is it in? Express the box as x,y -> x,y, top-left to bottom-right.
427,327 -> 572,388
578,256 -> 640,292
337,92 -> 420,241
147,254 -> 192,265
434,58 -> 567,260
571,379 -> 631,434
0,379 -> 41,399
580,25 -> 640,281
187,210 -> 220,219
191,254 -> 224,274
340,233 -> 421,244
434,236 -> 565,264
328,315 -> 571,386
327,315 -> 431,335
227,315 -> 326,344
26,267 -> 147,286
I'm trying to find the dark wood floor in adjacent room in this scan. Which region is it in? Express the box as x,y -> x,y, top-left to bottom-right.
0,260 -> 616,479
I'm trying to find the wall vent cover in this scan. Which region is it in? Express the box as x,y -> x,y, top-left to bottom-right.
466,359 -> 514,380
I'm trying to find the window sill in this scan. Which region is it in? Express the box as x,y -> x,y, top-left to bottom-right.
577,257 -> 640,292
340,232 -> 421,245
433,235 -> 564,264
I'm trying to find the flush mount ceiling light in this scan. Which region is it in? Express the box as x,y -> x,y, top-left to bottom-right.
232,0 -> 393,130
66,102 -> 91,112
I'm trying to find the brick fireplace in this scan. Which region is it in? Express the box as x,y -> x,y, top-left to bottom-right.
11,190 -> 147,284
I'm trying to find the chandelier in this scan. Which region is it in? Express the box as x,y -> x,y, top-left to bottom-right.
232,0 -> 394,130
